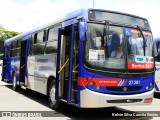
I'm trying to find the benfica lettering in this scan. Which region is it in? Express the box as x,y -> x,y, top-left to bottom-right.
128,62 -> 154,69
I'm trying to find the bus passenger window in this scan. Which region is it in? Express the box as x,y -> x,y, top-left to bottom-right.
45,25 -> 61,54
45,41 -> 58,54
32,31 -> 46,55
16,39 -> 21,57
11,41 -> 17,49
29,34 -> 34,55
37,31 -> 44,43
10,41 -> 17,57
6,46 -> 11,58
157,43 -> 160,54
17,40 -> 21,47
156,43 -> 160,62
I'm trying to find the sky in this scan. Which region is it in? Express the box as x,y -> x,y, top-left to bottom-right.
0,0 -> 160,38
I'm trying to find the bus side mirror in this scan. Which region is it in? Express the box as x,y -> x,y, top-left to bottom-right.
79,22 -> 87,41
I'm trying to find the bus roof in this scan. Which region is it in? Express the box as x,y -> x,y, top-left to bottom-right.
4,8 -> 148,45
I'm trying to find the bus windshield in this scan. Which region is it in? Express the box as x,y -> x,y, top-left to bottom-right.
85,23 -> 154,72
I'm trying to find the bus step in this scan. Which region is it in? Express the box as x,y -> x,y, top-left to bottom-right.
72,89 -> 78,92
60,99 -> 78,106
60,99 -> 76,103
72,71 -> 78,73
71,100 -> 76,103
21,86 -> 27,90
67,100 -> 76,104
70,103 -> 78,107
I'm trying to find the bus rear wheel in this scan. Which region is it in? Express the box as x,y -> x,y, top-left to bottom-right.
12,73 -> 19,91
48,80 -> 61,109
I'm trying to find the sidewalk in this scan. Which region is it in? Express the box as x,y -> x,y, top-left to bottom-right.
0,80 -> 11,86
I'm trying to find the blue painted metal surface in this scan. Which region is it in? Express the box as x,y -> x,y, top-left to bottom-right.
67,24 -> 75,103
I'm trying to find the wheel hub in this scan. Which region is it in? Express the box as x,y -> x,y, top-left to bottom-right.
50,85 -> 56,105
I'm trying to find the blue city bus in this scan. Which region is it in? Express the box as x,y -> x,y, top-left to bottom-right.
2,8 -> 155,109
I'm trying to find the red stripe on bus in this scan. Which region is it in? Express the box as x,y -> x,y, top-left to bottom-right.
122,80 -> 127,86
78,77 -> 121,86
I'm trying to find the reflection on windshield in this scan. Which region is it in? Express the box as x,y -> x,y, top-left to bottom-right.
85,23 -> 125,69
126,28 -> 154,70
128,37 -> 144,55
127,29 -> 153,58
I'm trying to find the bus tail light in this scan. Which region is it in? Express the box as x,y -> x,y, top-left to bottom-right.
144,98 -> 153,103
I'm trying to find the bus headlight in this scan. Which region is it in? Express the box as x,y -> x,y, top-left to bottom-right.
146,86 -> 149,90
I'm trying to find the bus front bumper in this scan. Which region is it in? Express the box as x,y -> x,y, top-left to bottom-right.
80,88 -> 154,108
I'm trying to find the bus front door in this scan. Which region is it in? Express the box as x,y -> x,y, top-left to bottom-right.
20,40 -> 28,86
2,46 -> 10,81
56,24 -> 79,104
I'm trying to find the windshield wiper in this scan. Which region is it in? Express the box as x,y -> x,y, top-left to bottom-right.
103,20 -> 110,46
134,25 -> 146,56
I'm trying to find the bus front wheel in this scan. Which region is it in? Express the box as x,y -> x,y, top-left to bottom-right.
48,80 -> 61,109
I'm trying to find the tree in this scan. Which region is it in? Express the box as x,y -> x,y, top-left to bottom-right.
0,26 -> 20,41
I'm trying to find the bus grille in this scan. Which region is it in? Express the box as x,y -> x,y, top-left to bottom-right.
106,86 -> 142,92
107,99 -> 142,103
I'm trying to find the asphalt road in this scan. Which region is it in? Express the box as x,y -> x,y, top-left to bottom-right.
0,80 -> 160,120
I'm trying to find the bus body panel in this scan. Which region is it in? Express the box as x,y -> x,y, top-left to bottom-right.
78,66 -> 154,95
27,54 -> 57,95
10,57 -> 20,84
4,58 -> 12,81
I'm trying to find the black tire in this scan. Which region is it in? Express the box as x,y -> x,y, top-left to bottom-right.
12,73 -> 20,91
1,78 -> 4,81
48,80 -> 61,109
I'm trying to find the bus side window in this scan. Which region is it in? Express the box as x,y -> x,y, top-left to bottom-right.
6,45 -> 11,58
10,40 -> 17,57
45,25 -> 61,54
29,34 -> 34,55
16,39 -> 21,57
33,31 -> 45,55
156,43 -> 160,62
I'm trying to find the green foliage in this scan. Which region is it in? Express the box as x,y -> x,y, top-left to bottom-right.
0,26 -> 20,41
